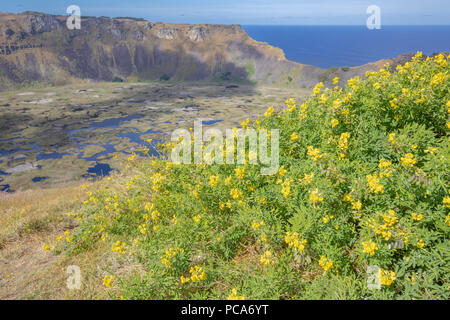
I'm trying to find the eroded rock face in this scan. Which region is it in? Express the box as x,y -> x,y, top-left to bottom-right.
155,28 -> 179,40
132,30 -> 145,41
26,14 -> 61,34
187,26 -> 210,42
109,28 -> 126,40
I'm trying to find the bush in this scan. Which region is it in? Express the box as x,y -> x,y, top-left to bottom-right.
63,52 -> 449,300
112,76 -> 124,83
160,74 -> 170,81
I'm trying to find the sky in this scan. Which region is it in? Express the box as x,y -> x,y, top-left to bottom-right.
2,0 -> 450,25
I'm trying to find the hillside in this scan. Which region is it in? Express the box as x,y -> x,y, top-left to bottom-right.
1,52 -> 448,300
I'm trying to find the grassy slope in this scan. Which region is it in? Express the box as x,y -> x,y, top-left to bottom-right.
1,53 -> 449,300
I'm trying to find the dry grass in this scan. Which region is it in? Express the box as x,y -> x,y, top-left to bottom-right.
0,173 -> 147,300
0,182 -> 100,299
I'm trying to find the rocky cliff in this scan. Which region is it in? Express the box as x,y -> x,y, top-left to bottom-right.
0,12 -> 426,91
0,12 -> 328,90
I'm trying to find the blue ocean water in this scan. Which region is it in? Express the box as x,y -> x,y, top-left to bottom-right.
242,26 -> 450,69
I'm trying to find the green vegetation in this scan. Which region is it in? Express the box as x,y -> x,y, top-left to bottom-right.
212,72 -> 232,82
40,53 -> 450,299
245,59 -> 256,79
112,76 -> 124,83
159,74 -> 171,81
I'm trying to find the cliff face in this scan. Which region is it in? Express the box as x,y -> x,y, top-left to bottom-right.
0,12 -> 428,92
0,12 -> 328,90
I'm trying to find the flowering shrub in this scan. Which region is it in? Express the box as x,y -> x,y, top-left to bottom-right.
62,52 -> 449,299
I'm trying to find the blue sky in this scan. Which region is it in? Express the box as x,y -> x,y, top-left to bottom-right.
2,0 -> 450,25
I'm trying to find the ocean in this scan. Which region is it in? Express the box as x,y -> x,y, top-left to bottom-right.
242,25 -> 450,69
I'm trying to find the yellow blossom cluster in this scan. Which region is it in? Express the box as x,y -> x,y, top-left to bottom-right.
367,174 -> 384,194
319,256 -> 334,271
309,188 -> 324,204
160,247 -> 184,267
400,153 -> 417,168
103,275 -> 115,288
284,232 -> 307,252
362,241 -> 378,256
379,269 -> 396,286
227,288 -> 245,300
281,179 -> 293,198
189,266 -> 206,282
307,146 -> 323,161
260,250 -> 274,265
111,240 -> 126,254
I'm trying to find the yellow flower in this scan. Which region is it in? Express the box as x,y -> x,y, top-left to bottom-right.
362,241 -> 378,256
309,188 -> 324,204
264,106 -> 275,117
190,266 -> 206,282
281,179 -> 293,198
103,275 -> 115,288
208,175 -> 219,187
331,119 -> 339,128
307,146 -> 323,161
112,240 -> 126,254
302,172 -> 314,185
260,250 -> 274,265
338,132 -> 350,150
332,77 -> 339,85
323,216 -> 330,224
138,224 -> 148,235
430,72 -> 446,86
379,269 -> 396,286
378,159 -> 392,169
400,153 -> 417,168
180,275 -> 190,284
367,174 -> 384,194
161,248 -> 184,267
388,133 -> 396,144
319,256 -> 333,271
278,166 -> 287,177
193,215 -> 201,223
285,98 -> 297,112
230,188 -> 243,199
445,215 -> 450,227
227,288 -> 245,300
224,176 -> 232,186
443,196 -> 450,208
411,212 -> 423,221
284,232 -> 307,252
151,210 -> 161,221
417,239 -> 425,248
43,243 -> 51,252
352,201 -> 362,211
235,167 -> 245,180
290,132 -> 299,142
313,82 -> 324,95
251,220 -> 264,231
